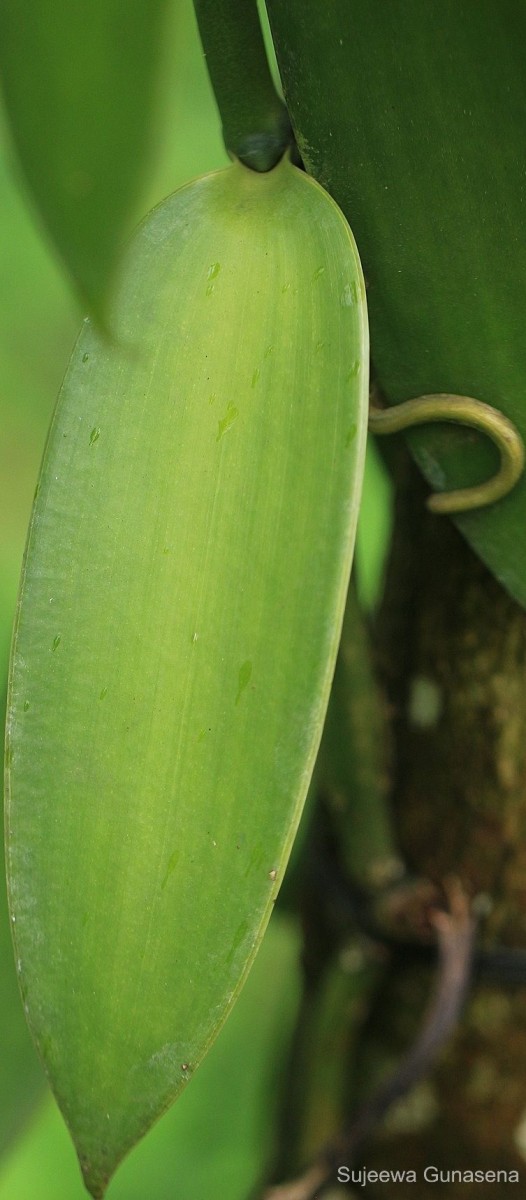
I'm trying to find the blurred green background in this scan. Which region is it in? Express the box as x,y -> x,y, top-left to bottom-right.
0,1 -> 390,1194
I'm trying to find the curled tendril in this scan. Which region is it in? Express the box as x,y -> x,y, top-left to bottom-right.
368,393 -> 525,514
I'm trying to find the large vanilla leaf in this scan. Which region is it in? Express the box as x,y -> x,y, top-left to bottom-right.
5,158 -> 368,1196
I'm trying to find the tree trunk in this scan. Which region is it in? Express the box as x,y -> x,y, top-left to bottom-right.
361,443 -> 526,1194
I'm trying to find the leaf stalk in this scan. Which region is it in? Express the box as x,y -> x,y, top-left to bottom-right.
194,0 -> 291,170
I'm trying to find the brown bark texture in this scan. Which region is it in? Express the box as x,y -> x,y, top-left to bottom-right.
361,444 -> 526,1196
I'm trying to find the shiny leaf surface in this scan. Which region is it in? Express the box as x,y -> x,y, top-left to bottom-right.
5,158 -> 368,1195
267,0 -> 526,605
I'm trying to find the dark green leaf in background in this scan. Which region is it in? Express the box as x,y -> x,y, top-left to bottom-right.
266,0 -> 526,607
0,0 -> 170,317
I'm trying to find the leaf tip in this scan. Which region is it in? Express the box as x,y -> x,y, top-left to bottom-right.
78,1150 -> 112,1200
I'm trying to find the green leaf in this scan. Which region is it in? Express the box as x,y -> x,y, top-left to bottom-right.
267,0 -> 526,607
2,660 -> 44,1162
5,157 -> 368,1196
0,0 -> 169,317
0,853 -> 46,1159
0,915 -> 300,1200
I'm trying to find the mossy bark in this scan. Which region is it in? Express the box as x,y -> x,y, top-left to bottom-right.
362,445 -> 526,1194
264,444 -> 526,1199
